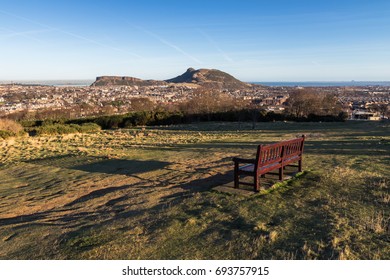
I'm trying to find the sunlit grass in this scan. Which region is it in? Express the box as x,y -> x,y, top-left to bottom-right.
0,121 -> 389,259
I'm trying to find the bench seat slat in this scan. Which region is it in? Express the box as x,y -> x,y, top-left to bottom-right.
239,161 -> 281,173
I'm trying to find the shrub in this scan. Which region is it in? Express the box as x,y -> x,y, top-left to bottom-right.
337,111 -> 349,121
35,123 -> 101,136
0,130 -> 16,139
131,111 -> 154,126
94,115 -> 125,129
41,118 -> 67,126
76,123 -> 101,133
122,116 -> 134,128
0,118 -> 24,134
20,120 -> 42,128
35,124 -> 78,135
153,111 -> 184,125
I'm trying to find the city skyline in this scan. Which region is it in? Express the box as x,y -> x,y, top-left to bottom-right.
1,0 -> 390,81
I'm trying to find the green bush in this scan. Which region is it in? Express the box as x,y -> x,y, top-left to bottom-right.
76,123 -> 101,133
122,116 -> 134,128
0,130 -> 16,139
35,123 -> 101,136
35,124 -> 78,135
94,115 -> 125,129
20,120 -> 42,128
131,111 -> 154,126
338,111 -> 349,121
153,111 -> 184,125
41,119 -> 67,126
19,107 -> 349,136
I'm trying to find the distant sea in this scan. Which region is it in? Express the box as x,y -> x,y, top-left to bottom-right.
1,80 -> 390,87
0,80 -> 94,87
252,81 -> 390,87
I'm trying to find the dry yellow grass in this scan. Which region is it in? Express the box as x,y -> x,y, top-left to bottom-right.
0,119 -> 23,134
0,121 -> 389,259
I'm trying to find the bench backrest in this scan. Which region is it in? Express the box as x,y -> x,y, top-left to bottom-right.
256,141 -> 284,167
282,135 -> 305,158
255,135 -> 305,168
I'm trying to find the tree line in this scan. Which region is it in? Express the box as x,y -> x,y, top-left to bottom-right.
5,87 -> 350,131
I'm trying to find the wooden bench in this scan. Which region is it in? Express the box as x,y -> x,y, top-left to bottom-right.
233,135 -> 305,192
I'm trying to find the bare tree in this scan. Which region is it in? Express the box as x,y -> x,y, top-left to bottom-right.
129,97 -> 155,111
286,88 -> 320,117
286,88 -> 343,118
378,103 -> 389,119
180,88 -> 236,117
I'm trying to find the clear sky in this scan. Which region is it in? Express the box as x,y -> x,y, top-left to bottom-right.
1,0 -> 390,81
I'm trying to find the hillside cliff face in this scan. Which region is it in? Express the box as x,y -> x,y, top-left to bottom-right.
91,76 -> 167,87
91,68 -> 250,89
165,68 -> 250,89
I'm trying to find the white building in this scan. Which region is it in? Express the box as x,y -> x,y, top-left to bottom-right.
352,110 -> 381,121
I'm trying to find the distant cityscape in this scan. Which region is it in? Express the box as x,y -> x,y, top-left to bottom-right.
0,78 -> 389,121
2,80 -> 390,87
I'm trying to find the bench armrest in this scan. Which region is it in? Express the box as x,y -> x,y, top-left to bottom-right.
233,157 -> 256,164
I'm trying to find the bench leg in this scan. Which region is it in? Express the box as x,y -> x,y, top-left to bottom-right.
234,174 -> 239,188
279,167 -> 283,181
234,163 -> 239,188
298,159 -> 302,172
254,174 -> 260,192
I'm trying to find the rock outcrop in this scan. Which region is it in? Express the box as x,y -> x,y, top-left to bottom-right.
165,68 -> 250,90
91,76 -> 167,87
91,68 -> 250,90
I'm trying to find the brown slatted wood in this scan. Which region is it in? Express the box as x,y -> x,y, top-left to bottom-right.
233,135 -> 305,192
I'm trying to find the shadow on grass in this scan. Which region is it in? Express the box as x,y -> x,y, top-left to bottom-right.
52,167 -> 238,257
305,139 -> 390,156
150,120 -> 389,133
0,156 -> 172,234
73,159 -> 169,176
1,155 -> 238,256
25,155 -> 170,176
265,197 -> 335,259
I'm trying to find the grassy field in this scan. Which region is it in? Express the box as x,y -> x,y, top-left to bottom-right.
0,121 -> 389,259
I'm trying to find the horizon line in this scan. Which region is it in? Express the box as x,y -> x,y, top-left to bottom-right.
1,79 -> 390,83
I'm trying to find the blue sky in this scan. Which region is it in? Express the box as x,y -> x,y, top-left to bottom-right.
1,0 -> 390,81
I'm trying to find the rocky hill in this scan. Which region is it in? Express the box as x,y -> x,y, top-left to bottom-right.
166,68 -> 250,90
91,76 -> 167,87
91,68 -> 251,90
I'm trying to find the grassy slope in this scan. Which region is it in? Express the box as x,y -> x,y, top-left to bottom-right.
0,121 -> 389,259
